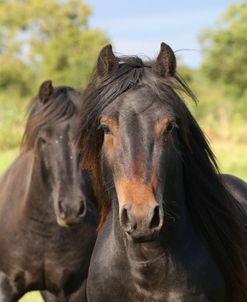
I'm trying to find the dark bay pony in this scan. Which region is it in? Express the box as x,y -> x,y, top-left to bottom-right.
76,44 -> 247,302
0,81 -> 98,301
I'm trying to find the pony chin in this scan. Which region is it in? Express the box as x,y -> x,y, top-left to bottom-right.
56,216 -> 85,228
56,217 -> 70,228
127,232 -> 159,244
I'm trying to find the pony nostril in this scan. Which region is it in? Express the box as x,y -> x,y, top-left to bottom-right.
58,200 -> 66,219
120,208 -> 137,233
78,200 -> 86,217
149,206 -> 161,229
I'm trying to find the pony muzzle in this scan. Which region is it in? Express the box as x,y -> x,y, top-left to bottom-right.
120,203 -> 164,242
56,198 -> 87,227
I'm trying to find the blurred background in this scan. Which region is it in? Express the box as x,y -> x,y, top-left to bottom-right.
0,1 -> 246,301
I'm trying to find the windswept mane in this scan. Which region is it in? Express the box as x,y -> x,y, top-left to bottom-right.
77,54 -> 247,301
22,86 -> 81,150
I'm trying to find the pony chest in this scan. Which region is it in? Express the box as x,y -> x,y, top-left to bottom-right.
129,257 -> 209,302
130,260 -> 166,302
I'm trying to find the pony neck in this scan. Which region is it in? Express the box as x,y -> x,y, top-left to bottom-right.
163,167 -> 192,243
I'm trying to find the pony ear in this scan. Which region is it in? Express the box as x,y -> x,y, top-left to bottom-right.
97,44 -> 118,77
39,80 -> 54,104
152,42 -> 176,77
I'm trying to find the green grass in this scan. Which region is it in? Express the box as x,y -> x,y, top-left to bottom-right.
0,93 -> 26,150
19,292 -> 43,302
213,141 -> 247,181
0,139 -> 246,302
0,142 -> 246,302
0,148 -> 19,174
0,84 -> 246,301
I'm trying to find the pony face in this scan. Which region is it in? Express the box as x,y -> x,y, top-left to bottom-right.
24,81 -> 89,227
77,43 -> 192,241
100,86 -> 180,241
36,120 -> 88,227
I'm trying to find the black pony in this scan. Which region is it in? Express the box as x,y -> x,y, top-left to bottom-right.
0,81 -> 98,301
77,43 -> 247,301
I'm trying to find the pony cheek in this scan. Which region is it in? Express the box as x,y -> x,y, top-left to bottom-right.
102,135 -> 118,168
101,138 -> 115,169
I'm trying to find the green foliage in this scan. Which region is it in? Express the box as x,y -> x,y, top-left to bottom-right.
0,148 -> 19,175
178,69 -> 247,144
0,92 -> 26,150
0,0 -> 109,95
177,64 -> 194,84
200,2 -> 247,99
213,141 -> 247,181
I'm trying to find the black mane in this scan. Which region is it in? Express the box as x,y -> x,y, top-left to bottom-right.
22,86 -> 81,150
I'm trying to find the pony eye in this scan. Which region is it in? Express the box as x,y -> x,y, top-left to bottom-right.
37,137 -> 47,152
100,124 -> 112,135
166,123 -> 174,132
39,137 -> 47,144
163,122 -> 178,140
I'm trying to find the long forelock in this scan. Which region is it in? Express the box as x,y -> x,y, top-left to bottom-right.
22,86 -> 80,150
79,55 -> 196,138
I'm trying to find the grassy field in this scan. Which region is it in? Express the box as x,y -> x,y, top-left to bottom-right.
0,82 -> 246,301
0,138 -> 246,302
213,141 -> 247,181
19,292 -> 43,302
0,137 -> 247,302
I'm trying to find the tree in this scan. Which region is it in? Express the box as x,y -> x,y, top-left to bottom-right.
199,2 -> 247,97
0,0 -> 109,95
